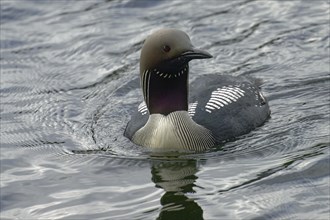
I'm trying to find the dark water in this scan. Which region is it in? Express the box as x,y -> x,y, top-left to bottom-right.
1,0 -> 329,219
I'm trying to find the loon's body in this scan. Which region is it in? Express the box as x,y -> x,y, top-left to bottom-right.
124,28 -> 270,151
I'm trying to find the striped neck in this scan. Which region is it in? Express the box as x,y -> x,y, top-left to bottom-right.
141,65 -> 189,115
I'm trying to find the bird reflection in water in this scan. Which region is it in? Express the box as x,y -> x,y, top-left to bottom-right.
150,159 -> 204,220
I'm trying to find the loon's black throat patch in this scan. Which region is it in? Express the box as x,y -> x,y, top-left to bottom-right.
144,65 -> 189,115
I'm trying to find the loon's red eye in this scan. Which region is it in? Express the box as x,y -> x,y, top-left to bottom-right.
162,45 -> 171,52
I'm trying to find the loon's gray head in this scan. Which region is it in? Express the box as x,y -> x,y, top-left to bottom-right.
140,28 -> 212,115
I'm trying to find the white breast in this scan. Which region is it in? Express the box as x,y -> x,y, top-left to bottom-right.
132,111 -> 214,151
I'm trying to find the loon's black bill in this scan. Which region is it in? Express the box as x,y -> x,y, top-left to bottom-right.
181,48 -> 213,60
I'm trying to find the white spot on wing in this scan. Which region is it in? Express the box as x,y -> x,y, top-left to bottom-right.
205,102 -> 218,109
138,102 -> 148,115
232,87 -> 245,96
188,101 -> 198,117
205,86 -> 245,113
207,100 -> 224,108
259,91 -> 266,103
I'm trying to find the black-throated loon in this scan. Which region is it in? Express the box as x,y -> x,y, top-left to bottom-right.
124,28 -> 270,151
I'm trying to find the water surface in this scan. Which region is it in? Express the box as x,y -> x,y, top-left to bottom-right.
1,0 -> 329,219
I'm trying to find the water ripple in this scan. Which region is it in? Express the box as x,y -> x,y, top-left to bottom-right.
1,0 -> 329,219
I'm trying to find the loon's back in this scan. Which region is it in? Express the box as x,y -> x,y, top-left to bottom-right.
189,74 -> 270,143
125,75 -> 270,146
